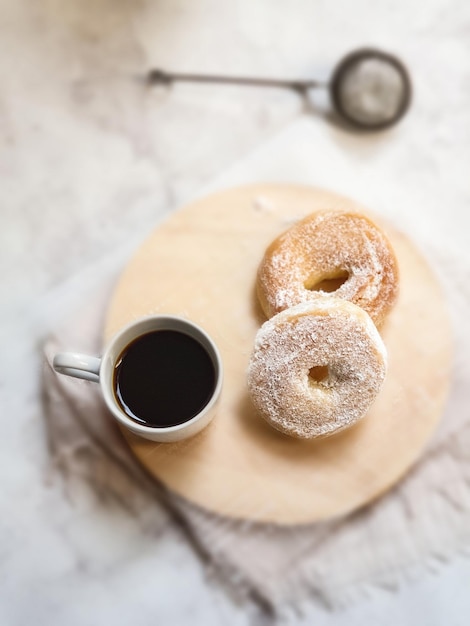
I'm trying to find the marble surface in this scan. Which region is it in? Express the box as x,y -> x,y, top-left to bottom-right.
2,0 -> 470,624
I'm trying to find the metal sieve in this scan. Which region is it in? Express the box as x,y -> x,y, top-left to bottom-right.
147,47 -> 411,131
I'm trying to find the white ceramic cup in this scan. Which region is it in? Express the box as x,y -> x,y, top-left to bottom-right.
53,315 -> 223,442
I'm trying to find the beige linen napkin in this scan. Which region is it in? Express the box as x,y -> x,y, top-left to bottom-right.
42,231 -> 470,615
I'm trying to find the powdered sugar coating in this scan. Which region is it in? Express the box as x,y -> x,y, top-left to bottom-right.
257,210 -> 399,326
247,299 -> 387,439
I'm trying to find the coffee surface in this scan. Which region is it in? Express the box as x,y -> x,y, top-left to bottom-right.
114,330 -> 216,428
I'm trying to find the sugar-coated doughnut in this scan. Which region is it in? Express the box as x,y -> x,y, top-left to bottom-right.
257,210 -> 399,326
247,298 -> 387,439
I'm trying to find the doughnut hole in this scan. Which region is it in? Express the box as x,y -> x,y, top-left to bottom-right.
308,365 -> 330,384
305,270 -> 349,293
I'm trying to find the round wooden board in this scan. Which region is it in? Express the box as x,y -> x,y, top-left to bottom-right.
104,184 -> 452,525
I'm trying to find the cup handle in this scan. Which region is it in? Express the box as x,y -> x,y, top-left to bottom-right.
53,352 -> 101,383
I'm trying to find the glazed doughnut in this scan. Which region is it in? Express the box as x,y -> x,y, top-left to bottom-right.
257,210 -> 399,326
247,298 -> 387,439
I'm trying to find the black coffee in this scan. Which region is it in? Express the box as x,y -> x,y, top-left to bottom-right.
113,330 -> 216,428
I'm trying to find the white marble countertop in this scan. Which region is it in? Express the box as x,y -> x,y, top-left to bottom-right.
2,1 -> 470,624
